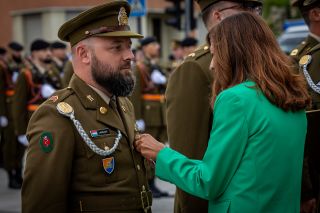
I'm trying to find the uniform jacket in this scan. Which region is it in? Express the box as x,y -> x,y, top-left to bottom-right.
290,35 -> 319,68
298,43 -> 320,205
156,81 -> 307,213
12,63 -> 62,135
22,75 -> 151,213
165,44 -> 212,212
130,59 -> 166,128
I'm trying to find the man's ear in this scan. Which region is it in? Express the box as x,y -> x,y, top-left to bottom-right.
310,8 -> 320,22
213,11 -> 223,22
76,44 -> 91,64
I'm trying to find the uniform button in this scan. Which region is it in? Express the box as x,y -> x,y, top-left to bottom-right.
100,107 -> 108,114
137,164 -> 141,170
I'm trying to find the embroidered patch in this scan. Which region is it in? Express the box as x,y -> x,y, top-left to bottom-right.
49,95 -> 58,102
39,132 -> 54,153
102,157 -> 115,174
90,128 -> 110,138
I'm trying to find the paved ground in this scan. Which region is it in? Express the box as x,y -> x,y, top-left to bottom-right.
0,168 -> 175,213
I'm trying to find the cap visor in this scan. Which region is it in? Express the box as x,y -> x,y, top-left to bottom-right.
96,31 -> 143,39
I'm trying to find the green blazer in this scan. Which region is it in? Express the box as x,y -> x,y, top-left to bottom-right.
156,81 -> 307,213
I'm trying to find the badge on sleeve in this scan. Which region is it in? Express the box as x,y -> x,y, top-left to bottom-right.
102,157 -> 115,174
39,132 -> 54,153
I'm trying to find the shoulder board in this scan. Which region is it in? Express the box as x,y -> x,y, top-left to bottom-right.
307,43 -> 320,55
46,87 -> 74,105
290,40 -> 307,56
185,44 -> 210,61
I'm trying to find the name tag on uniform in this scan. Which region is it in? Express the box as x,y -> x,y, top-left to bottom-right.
90,128 -> 110,138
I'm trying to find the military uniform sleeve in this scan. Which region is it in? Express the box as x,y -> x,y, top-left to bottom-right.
166,59 -> 212,159
156,91 -> 248,200
22,103 -> 75,213
12,72 -> 29,135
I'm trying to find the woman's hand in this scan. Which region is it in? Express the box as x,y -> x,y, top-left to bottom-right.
134,134 -> 165,161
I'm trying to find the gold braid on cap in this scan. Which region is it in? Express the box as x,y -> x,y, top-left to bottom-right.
84,25 -> 131,36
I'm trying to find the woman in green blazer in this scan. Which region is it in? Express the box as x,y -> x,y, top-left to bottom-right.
135,12 -> 311,213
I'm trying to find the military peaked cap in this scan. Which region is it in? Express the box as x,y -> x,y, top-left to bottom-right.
292,0 -> 320,8
58,0 -> 143,46
195,0 -> 263,12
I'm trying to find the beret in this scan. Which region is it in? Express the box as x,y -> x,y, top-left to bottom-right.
8,41 -> 24,51
30,39 -> 50,52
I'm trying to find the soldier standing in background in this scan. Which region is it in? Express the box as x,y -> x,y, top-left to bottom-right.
22,1 -> 152,212
13,39 -> 62,149
167,39 -> 183,74
1,42 -> 27,189
7,42 -> 26,84
290,1 -> 320,212
290,0 -> 320,64
165,0 -> 263,212
50,41 -> 68,75
131,36 -> 169,198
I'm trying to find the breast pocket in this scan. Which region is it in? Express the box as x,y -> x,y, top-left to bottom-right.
84,132 -> 123,186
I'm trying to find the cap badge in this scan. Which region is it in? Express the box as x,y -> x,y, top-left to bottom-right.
118,7 -> 128,26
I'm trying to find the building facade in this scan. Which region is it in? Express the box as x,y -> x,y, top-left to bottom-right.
0,0 -> 206,58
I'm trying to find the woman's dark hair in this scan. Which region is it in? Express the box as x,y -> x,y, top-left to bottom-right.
208,11 -> 310,111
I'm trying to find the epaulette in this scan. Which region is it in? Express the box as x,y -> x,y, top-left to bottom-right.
185,44 -> 210,61
46,87 -> 74,105
307,43 -> 320,55
290,40 -> 307,56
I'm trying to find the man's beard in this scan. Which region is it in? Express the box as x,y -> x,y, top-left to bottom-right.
91,53 -> 135,97
12,55 -> 22,63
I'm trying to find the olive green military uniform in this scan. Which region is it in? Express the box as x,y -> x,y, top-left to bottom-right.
22,0 -> 151,212
166,44 -> 213,213
130,59 -> 167,142
13,63 -> 62,136
22,75 -> 152,213
290,35 -> 319,69
0,56 -> 25,188
298,44 -> 320,212
62,60 -> 74,87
